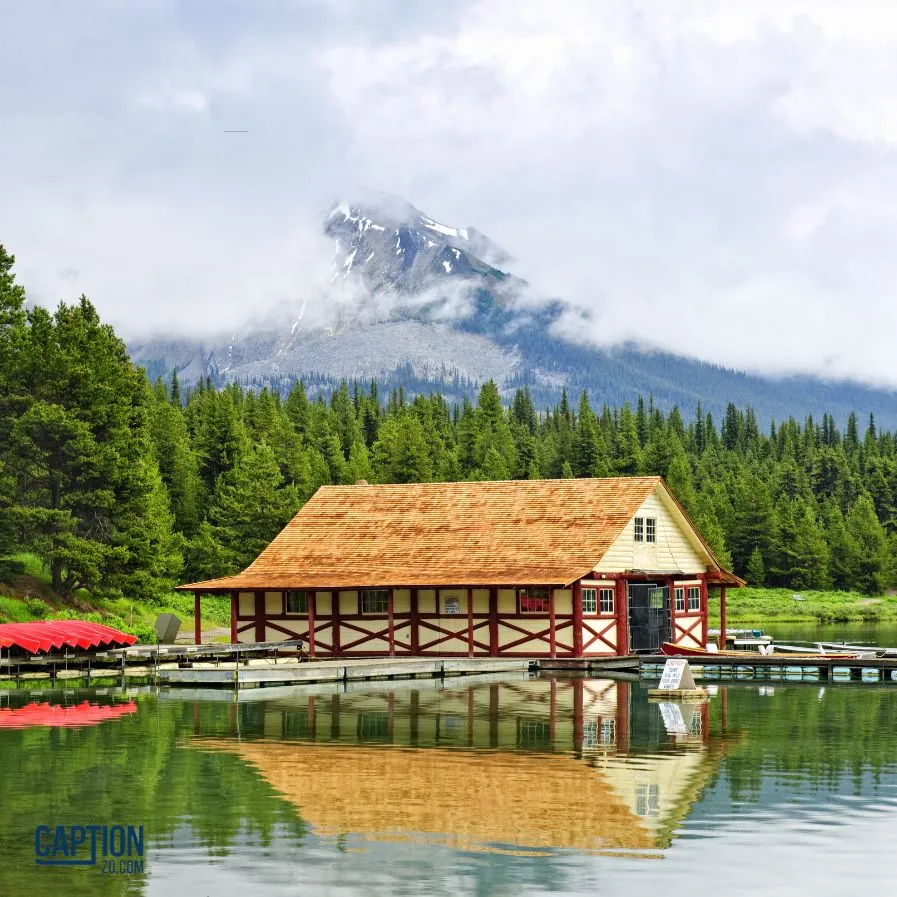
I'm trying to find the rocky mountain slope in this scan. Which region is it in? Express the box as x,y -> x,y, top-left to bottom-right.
129,196 -> 897,427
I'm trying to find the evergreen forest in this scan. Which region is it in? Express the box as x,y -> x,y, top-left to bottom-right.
2,246 -> 896,600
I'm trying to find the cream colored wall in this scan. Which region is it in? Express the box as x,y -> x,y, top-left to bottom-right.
583,622 -> 617,655
316,592 -> 332,614
264,625 -> 305,643
393,589 -> 410,614
265,591 -> 283,614
597,487 -> 708,574
598,749 -> 707,838
497,618 -> 547,653
339,590 -> 358,615
418,589 -> 436,613
554,589 -> 572,614
238,592 -> 255,616
497,589 -> 516,614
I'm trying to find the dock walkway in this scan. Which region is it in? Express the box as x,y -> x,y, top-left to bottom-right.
157,656 -> 537,687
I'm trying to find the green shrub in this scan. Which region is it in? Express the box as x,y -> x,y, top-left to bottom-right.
0,558 -> 25,580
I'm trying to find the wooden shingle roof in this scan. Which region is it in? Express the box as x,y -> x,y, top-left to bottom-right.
181,476 -> 736,592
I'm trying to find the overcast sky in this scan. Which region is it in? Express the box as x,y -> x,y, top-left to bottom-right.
4,1 -> 897,386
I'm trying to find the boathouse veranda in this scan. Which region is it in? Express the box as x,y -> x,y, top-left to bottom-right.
181,477 -> 743,659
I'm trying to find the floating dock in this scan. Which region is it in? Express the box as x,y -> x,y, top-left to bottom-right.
640,654 -> 897,683
157,656 -> 538,688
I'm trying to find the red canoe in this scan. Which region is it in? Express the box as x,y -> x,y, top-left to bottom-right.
0,700 -> 137,729
0,620 -> 137,654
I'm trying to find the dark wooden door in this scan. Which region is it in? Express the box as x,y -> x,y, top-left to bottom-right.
628,584 -> 670,652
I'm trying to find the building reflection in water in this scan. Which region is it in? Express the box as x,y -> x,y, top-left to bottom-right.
193,676 -> 725,856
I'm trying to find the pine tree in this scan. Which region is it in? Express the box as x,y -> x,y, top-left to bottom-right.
844,495 -> 888,594
746,546 -> 766,586
188,441 -> 298,577
4,297 -> 182,598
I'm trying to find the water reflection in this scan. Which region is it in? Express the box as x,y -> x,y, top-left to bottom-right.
193,676 -> 724,855
4,677 -> 897,896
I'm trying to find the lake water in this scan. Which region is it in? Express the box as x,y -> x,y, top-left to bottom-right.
3,673 -> 897,897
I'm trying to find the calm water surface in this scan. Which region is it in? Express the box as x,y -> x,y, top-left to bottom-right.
2,672 -> 897,897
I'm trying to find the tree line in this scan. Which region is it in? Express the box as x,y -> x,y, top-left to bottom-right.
1,245 -> 894,599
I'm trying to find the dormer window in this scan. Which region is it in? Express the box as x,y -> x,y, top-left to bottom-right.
634,516 -> 656,543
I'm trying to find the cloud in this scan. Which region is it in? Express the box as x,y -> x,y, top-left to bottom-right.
3,1 -> 897,385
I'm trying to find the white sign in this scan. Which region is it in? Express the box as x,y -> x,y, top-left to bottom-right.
658,702 -> 687,734
658,658 -> 697,690
443,597 -> 461,615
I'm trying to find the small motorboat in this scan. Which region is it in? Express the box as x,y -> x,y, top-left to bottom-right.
660,641 -> 864,660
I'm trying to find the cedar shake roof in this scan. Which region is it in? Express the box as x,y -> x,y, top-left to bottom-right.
181,476 -> 740,592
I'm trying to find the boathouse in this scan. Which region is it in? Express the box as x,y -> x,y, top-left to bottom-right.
180,476 -> 742,657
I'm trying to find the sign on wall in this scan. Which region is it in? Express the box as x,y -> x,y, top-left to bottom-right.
443,597 -> 461,615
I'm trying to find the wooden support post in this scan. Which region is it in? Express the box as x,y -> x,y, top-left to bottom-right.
467,587 -> 474,657
700,575 -> 709,647
387,691 -> 395,738
719,586 -> 728,651
467,687 -> 475,746
308,591 -> 316,658
573,678 -> 584,754
489,587 -> 499,656
549,677 -> 557,745
549,588 -> 557,659
194,593 -> 202,646
230,591 -> 238,645
721,685 -> 728,736
616,680 -> 630,751
572,581 -> 583,657
616,578 -> 629,656
489,682 -> 499,748
331,591 -> 341,657
410,588 -> 419,654
668,576 -> 676,643
410,690 -> 419,745
330,694 -> 340,740
388,587 -> 395,657
254,591 -> 266,643
308,695 -> 317,740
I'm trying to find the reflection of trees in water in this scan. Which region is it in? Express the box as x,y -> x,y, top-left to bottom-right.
717,685 -> 897,801
0,693 -> 306,896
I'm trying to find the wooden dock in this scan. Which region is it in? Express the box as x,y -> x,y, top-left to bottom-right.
157,656 -> 538,688
640,654 -> 897,683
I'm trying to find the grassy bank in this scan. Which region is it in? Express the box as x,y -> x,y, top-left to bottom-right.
708,587 -> 897,625
0,553 -> 229,643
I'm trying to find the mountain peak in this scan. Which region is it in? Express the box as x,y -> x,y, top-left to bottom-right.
323,194 -> 511,294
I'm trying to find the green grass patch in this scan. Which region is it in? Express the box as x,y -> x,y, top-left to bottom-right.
708,587 -> 897,624
0,553 -> 231,643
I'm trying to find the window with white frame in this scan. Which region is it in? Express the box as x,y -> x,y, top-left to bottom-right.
600,587 -> 615,614
582,719 -> 598,749
582,588 -> 597,614
675,587 -> 685,613
285,590 -> 308,615
645,517 -> 656,543
520,586 -> 551,614
600,719 -> 616,744
687,586 -> 701,612
633,517 -> 644,542
361,589 -> 389,614
635,783 -> 660,817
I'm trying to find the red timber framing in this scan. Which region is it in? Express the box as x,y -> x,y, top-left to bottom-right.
222,572 -> 713,658
669,574 -> 708,649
